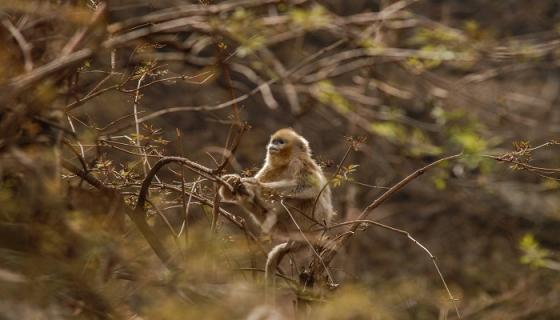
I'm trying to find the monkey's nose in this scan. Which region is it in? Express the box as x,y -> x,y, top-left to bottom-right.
268,145 -> 280,153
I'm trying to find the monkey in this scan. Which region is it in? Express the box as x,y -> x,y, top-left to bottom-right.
220,128 -> 335,233
219,128 -> 335,286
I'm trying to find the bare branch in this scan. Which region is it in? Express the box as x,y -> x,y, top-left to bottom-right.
303,153 -> 463,295
2,19 -> 33,72
62,159 -> 178,271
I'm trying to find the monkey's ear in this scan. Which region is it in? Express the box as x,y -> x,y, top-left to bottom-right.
298,137 -> 311,153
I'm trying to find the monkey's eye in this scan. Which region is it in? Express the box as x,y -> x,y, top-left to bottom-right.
271,138 -> 285,145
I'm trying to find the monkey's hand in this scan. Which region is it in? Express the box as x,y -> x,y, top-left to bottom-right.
219,174 -> 256,202
219,174 -> 242,202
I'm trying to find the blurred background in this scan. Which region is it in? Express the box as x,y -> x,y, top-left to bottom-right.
1,0 -> 559,319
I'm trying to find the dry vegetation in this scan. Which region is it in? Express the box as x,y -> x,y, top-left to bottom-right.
1,0 -> 560,319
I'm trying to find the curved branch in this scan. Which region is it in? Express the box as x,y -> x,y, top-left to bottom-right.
135,156 -> 233,214
324,219 -> 461,318
303,153 -> 463,286
356,152 -> 463,224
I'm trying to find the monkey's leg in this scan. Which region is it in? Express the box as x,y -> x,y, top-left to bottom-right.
239,206 -> 266,236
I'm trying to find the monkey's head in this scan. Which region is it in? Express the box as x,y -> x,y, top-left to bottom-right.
266,128 -> 310,164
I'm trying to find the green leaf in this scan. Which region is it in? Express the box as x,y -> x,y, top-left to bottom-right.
519,233 -> 550,268
312,81 -> 352,114
289,5 -> 331,30
369,122 -> 406,142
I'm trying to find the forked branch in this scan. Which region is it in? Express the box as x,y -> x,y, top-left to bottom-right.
302,153 -> 464,317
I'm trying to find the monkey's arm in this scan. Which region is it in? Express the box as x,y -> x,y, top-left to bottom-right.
260,176 -> 321,200
218,175 -> 269,235
218,174 -> 258,203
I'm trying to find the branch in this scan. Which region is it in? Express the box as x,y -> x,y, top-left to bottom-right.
356,152 -> 463,224
210,185 -> 221,233
136,39 -> 346,123
1,48 -> 93,102
61,159 -> 178,271
326,219 -> 461,317
61,2 -> 107,56
134,156 -> 234,217
483,155 -> 560,174
152,182 -> 244,229
280,200 -> 336,286
303,153 -> 463,286
2,19 -> 33,72
213,122 -> 249,174
311,144 -> 353,221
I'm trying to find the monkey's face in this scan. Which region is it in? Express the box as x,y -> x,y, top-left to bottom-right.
267,135 -> 289,156
267,128 -> 309,159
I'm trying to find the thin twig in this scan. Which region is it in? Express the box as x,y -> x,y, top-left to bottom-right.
482,155 -> 560,174
310,144 -> 353,221
213,123 -> 248,174
136,39 -> 346,123
62,159 -> 178,271
280,200 -> 336,286
357,153 -> 463,223
2,48 -> 93,101
145,199 -> 179,238
326,218 -> 462,317
304,153 -> 463,298
132,73 -> 148,175
2,19 -> 33,72
210,184 -> 221,233
135,156 -> 234,215
176,128 -> 188,242
149,182 -> 244,229
61,2 -> 106,56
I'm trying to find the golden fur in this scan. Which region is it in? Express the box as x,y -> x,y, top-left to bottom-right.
220,128 -> 335,233
219,128 -> 336,285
